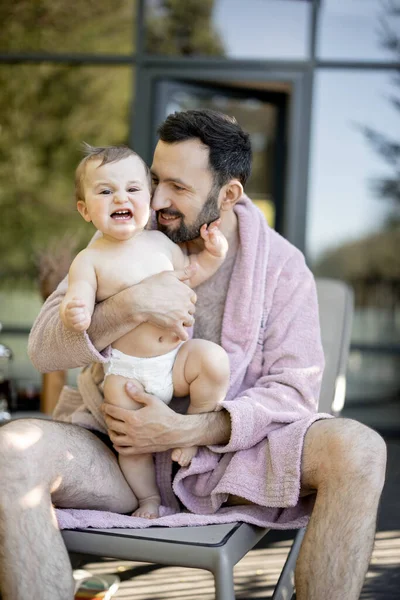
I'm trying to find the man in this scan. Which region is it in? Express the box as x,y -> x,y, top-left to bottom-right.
0,110 -> 386,600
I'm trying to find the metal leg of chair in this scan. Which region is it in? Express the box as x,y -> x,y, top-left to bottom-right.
271,528 -> 306,600
213,555 -> 235,600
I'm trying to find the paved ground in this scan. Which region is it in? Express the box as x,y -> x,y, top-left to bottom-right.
77,436 -> 400,599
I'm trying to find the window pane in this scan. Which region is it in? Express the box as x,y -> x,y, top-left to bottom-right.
0,64 -> 133,387
1,0 -> 137,54
145,0 -> 311,60
345,350 -> 400,429
0,64 -> 133,285
157,84 -> 280,227
317,0 -> 400,62
307,69 -> 400,412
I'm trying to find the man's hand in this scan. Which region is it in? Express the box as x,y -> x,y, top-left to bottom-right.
87,265 -> 197,351
102,382 -> 232,454
102,383 -> 187,455
132,266 -> 197,341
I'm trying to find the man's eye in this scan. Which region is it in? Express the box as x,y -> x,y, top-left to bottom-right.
151,178 -> 159,187
173,184 -> 184,192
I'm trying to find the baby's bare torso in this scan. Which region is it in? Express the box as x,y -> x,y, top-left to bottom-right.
88,230 -> 182,357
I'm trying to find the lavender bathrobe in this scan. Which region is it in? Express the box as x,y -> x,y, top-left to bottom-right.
28,196 -> 330,530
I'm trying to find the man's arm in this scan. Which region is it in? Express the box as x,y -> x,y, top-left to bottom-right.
28,266 -> 197,373
208,250 -> 326,454
101,249 -> 325,455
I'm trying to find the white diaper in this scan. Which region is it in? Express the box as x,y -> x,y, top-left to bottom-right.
103,345 -> 183,404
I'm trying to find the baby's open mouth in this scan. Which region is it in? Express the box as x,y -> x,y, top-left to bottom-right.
111,209 -> 132,220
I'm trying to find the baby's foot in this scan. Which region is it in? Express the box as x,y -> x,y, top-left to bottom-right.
62,297 -> 91,332
171,445 -> 198,467
132,495 -> 161,519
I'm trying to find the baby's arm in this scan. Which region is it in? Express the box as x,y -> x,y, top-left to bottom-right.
59,250 -> 97,332
173,220 -> 228,288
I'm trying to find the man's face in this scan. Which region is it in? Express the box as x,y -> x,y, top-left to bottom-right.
150,139 -> 221,243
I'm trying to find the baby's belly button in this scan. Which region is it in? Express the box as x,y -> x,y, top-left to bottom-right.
158,334 -> 179,343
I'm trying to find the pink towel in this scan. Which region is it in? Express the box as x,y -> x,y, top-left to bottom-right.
56,497 -> 316,531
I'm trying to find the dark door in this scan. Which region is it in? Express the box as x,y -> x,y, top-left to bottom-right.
151,80 -> 288,233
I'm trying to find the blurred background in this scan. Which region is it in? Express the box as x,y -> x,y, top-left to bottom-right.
0,0 -> 399,433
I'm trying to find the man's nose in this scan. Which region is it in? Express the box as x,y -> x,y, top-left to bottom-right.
151,186 -> 171,211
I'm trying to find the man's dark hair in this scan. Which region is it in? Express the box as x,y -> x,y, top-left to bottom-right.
157,109 -> 252,188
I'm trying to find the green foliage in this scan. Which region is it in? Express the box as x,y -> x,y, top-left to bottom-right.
0,1 -> 135,287
0,0 -> 136,53
145,0 -> 225,56
0,62 -> 132,286
314,225 -> 400,282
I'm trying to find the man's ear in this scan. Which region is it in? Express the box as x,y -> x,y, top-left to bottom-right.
77,201 -> 92,222
219,179 -> 243,211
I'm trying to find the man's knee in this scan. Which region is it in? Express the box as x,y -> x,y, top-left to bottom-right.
302,418 -> 387,493
0,418 -> 43,454
0,419 -> 51,484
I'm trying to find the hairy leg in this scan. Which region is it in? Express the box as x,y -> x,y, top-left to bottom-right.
171,339 -> 230,466
295,418 -> 387,600
104,375 -> 161,518
0,418 -> 137,600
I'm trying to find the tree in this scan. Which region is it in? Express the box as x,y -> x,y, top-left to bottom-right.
0,0 -> 135,286
145,0 -> 225,56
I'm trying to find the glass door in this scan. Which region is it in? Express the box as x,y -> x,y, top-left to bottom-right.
152,80 -> 288,233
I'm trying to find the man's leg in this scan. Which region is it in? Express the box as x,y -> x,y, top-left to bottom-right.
0,418 -> 137,600
295,418 -> 387,600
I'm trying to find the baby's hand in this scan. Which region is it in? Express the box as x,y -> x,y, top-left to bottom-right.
200,220 -> 228,258
61,297 -> 92,332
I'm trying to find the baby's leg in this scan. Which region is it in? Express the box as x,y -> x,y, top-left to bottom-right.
103,374 -> 161,518
171,339 -> 230,466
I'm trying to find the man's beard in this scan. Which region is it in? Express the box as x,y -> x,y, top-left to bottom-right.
156,186 -> 221,243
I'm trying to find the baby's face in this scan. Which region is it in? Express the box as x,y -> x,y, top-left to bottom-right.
78,155 -> 151,241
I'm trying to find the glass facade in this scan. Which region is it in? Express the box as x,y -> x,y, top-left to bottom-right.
317,0 -> 400,62
0,0 -> 399,427
307,69 -> 400,410
153,82 -> 283,227
307,70 -> 398,266
145,0 -> 311,59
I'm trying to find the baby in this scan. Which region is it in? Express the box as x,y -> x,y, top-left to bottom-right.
60,144 -> 230,519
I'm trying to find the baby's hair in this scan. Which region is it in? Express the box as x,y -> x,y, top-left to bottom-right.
75,142 -> 151,202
